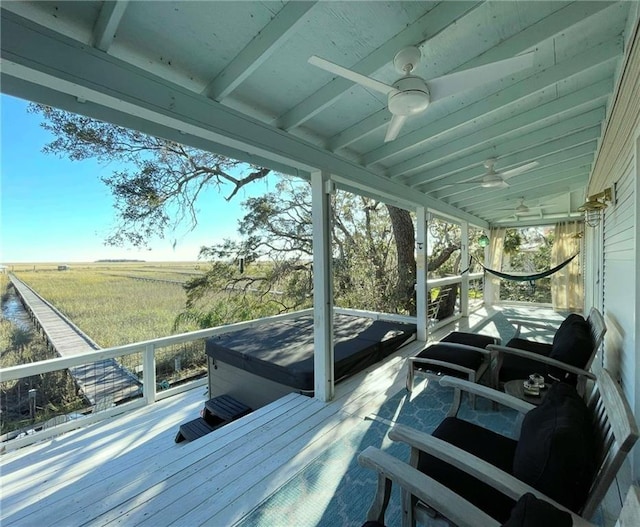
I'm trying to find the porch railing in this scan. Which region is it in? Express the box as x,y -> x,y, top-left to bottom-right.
427,272 -> 484,330
0,307 -> 416,452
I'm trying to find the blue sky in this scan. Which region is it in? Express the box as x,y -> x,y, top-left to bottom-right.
0,95 -> 278,263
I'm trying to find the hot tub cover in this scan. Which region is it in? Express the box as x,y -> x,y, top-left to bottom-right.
205,313 -> 416,391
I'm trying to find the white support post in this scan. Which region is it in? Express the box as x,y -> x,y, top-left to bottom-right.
461,221 -> 469,317
483,233 -> 491,305
311,171 -> 334,402
416,207 -> 428,342
143,343 -> 156,405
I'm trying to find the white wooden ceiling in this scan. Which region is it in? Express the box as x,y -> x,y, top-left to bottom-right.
2,1 -> 638,227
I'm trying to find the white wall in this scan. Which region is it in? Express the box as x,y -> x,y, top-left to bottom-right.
588,16 -> 640,480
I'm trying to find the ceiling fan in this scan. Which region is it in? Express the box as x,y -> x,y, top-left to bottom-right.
496,197 -> 541,214
308,47 -> 534,142
476,158 -> 539,188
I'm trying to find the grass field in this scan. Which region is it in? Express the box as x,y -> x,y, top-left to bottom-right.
12,262 -> 203,347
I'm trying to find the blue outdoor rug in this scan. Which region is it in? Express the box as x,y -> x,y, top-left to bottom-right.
238,378 -> 519,527
237,308 -> 594,527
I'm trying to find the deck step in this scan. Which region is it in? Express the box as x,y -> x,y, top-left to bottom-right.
175,394 -> 252,443
204,394 -> 252,422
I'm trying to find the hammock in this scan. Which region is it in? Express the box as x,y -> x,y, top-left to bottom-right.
473,252 -> 579,282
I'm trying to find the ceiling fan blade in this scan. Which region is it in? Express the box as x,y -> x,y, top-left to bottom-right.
427,51 -> 535,103
384,114 -> 408,142
308,56 -> 397,95
501,161 -> 540,179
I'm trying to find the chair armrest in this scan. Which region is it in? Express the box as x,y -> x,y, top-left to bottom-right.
438,376 -> 535,415
360,442 -> 596,527
487,345 -> 596,379
358,446 -> 499,527
389,424 -> 573,512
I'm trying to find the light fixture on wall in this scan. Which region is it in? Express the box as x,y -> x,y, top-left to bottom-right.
578,187 -> 612,227
478,234 -> 490,248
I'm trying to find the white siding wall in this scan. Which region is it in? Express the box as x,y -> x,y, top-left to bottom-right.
602,157 -> 636,389
588,16 -> 640,480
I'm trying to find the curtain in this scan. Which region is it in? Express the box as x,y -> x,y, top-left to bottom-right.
484,227 -> 505,305
551,221 -> 584,312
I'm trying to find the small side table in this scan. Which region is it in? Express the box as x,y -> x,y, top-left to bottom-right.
503,379 -> 548,406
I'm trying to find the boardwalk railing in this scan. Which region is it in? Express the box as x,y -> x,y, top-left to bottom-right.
8,275 -> 143,405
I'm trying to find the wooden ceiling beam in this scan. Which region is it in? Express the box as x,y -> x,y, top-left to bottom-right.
92,0 -> 129,52
202,1 -> 317,101
390,77 -> 612,179
276,1 -> 481,131
329,1 -> 613,153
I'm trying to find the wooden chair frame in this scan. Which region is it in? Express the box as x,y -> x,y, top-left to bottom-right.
358,445 -> 639,527
387,369 -> 638,526
407,335 -> 500,408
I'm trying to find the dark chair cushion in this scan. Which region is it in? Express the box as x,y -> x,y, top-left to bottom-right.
499,338 -> 552,382
501,493 -> 572,527
361,522 -> 385,527
418,416 -> 518,522
548,314 -> 594,381
416,343 -> 484,371
512,383 -> 596,512
442,331 -> 498,348
505,338 -> 553,357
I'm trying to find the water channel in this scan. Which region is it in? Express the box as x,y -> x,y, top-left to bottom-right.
1,285 -> 34,331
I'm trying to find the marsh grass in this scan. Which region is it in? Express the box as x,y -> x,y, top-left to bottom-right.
15,264 -> 201,347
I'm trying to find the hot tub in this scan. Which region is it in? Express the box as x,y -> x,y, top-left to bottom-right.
205,313 -> 416,409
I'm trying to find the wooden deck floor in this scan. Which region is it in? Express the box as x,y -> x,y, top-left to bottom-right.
0,306 -> 624,526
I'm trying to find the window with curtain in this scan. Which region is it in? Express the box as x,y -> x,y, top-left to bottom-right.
484,227 -> 505,305
551,221 -> 584,312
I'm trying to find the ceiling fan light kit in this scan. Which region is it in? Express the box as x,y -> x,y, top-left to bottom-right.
480,175 -> 506,188
480,158 -> 505,187
387,77 -> 430,115
393,46 -> 422,74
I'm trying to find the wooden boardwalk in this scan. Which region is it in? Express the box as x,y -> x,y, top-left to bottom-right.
8,275 -> 141,405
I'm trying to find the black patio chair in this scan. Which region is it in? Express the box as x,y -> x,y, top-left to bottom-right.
488,307 -> 606,391
389,370 -> 637,526
406,331 -> 500,406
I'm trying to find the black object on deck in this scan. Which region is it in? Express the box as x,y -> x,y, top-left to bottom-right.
175,394 -> 251,443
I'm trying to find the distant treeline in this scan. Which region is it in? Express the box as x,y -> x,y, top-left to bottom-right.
94,259 -> 146,262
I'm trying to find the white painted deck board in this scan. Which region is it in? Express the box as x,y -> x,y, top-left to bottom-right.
5,392 -> 311,526
1,389 -> 208,520
94,396 -> 329,526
